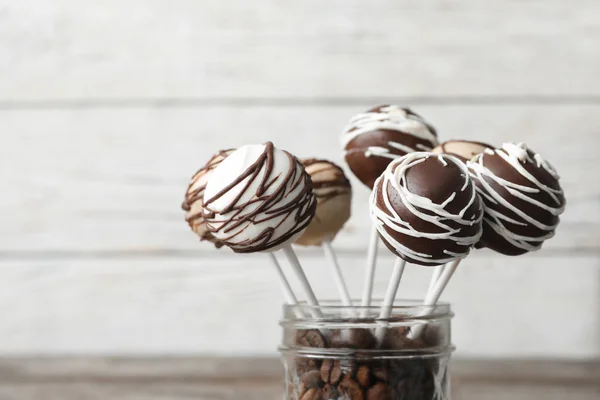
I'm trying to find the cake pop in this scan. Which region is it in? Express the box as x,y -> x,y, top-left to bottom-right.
203,142 -> 322,315
342,105 -> 438,189
432,140 -> 493,162
295,159 -> 352,246
182,149 -> 235,247
468,142 -> 566,256
370,152 -> 483,266
203,142 -> 316,253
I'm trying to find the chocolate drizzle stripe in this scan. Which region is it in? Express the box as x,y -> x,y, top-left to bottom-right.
203,142 -> 316,253
371,152 -> 483,264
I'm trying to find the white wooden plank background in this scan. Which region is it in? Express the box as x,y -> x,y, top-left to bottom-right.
1,0 -> 600,101
0,0 -> 598,359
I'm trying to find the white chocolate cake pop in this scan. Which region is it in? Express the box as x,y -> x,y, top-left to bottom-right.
432,140 -> 493,163
182,149 -> 235,247
467,143 -> 566,255
370,152 -> 484,266
342,105 -> 439,188
203,142 -> 317,253
295,159 -> 352,246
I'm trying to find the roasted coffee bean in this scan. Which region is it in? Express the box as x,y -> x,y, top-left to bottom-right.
330,360 -> 343,384
302,369 -> 323,389
355,365 -> 372,388
300,387 -> 323,400
296,357 -> 319,374
338,376 -> 364,400
320,359 -> 332,383
330,329 -> 377,350
298,330 -> 327,348
321,384 -> 338,400
372,365 -> 390,383
366,382 -> 393,400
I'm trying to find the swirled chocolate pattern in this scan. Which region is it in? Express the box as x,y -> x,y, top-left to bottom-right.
370,152 -> 483,266
295,159 -> 352,246
203,142 -> 316,253
342,105 -> 439,188
467,143 -> 566,255
182,149 -> 235,248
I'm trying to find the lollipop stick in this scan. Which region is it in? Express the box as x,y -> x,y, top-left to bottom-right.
409,259 -> 461,339
360,224 -> 379,317
426,264 -> 445,296
267,253 -> 300,306
322,239 -> 354,310
375,258 -> 406,343
267,253 -> 305,319
281,244 -> 323,318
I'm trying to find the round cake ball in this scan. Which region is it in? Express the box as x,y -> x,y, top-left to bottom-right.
342,105 -> 438,189
467,143 -> 566,256
370,152 -> 483,266
182,149 -> 235,247
432,140 -> 493,162
295,159 -> 352,246
203,142 -> 317,253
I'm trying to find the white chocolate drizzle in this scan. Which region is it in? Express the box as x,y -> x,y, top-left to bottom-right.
370,152 -> 483,264
467,142 -> 565,252
341,105 -> 439,158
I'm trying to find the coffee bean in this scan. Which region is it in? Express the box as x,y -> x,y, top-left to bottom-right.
300,387 -> 323,400
302,369 -> 323,389
338,376 -> 364,400
366,382 -> 393,400
372,366 -> 390,383
329,360 -> 343,384
321,384 -> 338,400
298,330 -> 327,348
356,365 -> 372,388
320,359 -> 332,383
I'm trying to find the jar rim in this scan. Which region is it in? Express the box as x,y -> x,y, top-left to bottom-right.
281,299 -> 452,327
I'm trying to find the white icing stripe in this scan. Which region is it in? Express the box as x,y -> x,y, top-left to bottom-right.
341,105 -> 438,153
467,142 -> 565,252
370,152 -> 483,264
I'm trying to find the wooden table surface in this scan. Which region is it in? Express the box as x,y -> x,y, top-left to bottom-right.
0,358 -> 597,400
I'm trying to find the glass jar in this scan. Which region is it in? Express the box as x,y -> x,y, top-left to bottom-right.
279,300 -> 453,400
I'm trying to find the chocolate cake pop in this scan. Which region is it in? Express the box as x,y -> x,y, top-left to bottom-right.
370,152 -> 483,266
295,159 -> 352,246
467,142 -> 566,256
342,105 -> 438,188
203,142 -> 317,253
182,149 -> 235,247
432,140 -> 493,162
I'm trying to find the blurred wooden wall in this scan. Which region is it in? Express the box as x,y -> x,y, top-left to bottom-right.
0,0 -> 598,357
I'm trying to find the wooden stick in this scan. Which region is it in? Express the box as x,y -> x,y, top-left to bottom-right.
360,225 -> 379,317
375,258 -> 406,343
409,259 -> 461,339
322,240 -> 355,315
281,244 -> 323,318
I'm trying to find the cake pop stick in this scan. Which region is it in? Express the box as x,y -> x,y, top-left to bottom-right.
294,159 -> 353,311
375,258 -> 406,342
408,259 -> 460,339
182,148 -> 304,312
426,264 -> 444,295
202,142 -> 321,317
342,105 -> 439,313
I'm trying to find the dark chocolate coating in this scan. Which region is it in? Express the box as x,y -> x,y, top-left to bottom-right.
372,153 -> 483,266
468,144 -> 566,255
343,105 -> 438,189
